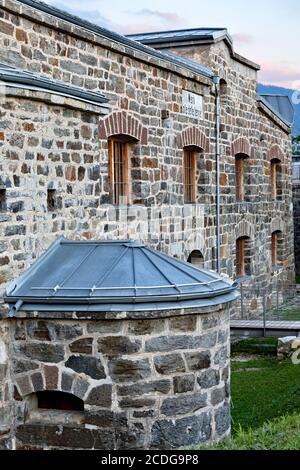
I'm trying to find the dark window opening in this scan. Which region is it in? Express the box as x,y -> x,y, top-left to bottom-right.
47,189 -> 57,212
272,231 -> 283,267
187,250 -> 204,268
109,138 -> 129,205
236,236 -> 251,278
271,159 -> 282,200
184,148 -> 196,203
235,154 -> 250,202
0,188 -> 6,211
220,79 -> 227,96
37,391 -> 84,411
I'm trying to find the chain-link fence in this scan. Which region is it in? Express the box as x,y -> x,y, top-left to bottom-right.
236,278 -> 298,323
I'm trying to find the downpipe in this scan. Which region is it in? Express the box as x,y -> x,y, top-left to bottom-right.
213,76 -> 221,274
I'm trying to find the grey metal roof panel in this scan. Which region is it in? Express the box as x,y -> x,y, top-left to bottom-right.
127,28 -> 230,45
0,62 -> 108,105
16,0 -> 214,79
5,238 -> 238,312
259,94 -> 294,126
159,51 -> 213,79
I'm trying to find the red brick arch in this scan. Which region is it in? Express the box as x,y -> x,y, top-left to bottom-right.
232,137 -> 253,158
268,144 -> 284,162
177,127 -> 209,152
99,111 -> 148,144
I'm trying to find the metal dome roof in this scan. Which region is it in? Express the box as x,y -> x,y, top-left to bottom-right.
5,238 -> 239,313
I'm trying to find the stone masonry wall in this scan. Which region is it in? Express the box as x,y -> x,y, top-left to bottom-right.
293,183 -> 300,277
0,0 -> 295,321
2,306 -> 231,450
165,41 -> 295,315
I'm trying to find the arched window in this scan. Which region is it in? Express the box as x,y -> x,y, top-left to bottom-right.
219,79 -> 227,97
271,231 -> 283,267
187,250 -> 204,268
0,187 -> 6,211
270,158 -> 282,200
37,391 -> 84,411
235,154 -> 249,202
236,237 -> 251,277
108,137 -> 130,205
184,147 -> 197,203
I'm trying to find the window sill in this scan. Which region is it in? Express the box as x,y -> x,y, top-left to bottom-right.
272,265 -> 283,274
26,409 -> 84,426
235,275 -> 252,284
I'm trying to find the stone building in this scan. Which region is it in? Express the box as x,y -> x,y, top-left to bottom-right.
0,0 -> 296,449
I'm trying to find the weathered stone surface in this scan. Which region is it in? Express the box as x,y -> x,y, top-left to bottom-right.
161,392 -> 207,416
198,369 -> 220,389
72,377 -> 90,399
185,351 -> 210,371
151,413 -> 212,449
61,372 -> 74,392
85,410 -> 127,428
69,338 -> 93,354
173,375 -> 195,394
97,336 -> 141,356
14,343 -> 65,363
65,355 -> 106,380
87,321 -> 122,334
16,425 -> 114,449
116,423 -> 146,450
168,316 -> 197,332
12,359 -> 39,375
85,384 -> 112,407
31,372 -> 44,392
211,387 -> 226,406
44,365 -> 58,390
16,375 -> 33,396
117,380 -> 171,396
118,396 -> 156,409
215,403 -> 231,436
154,354 -> 185,375
127,319 -> 165,335
214,346 -> 229,367
145,336 -> 195,353
108,358 -> 151,383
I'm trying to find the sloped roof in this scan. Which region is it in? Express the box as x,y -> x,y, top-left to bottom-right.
16,0 -> 214,80
127,28 -> 230,45
0,63 -> 108,106
259,94 -> 294,126
5,238 -> 239,313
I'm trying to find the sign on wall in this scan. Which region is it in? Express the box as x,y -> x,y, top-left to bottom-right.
182,90 -> 204,119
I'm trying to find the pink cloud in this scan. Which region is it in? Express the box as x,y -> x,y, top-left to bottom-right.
120,23 -> 164,35
232,33 -> 254,44
258,61 -> 300,88
128,8 -> 185,26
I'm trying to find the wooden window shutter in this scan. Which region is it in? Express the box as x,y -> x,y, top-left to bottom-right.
184,149 -> 196,203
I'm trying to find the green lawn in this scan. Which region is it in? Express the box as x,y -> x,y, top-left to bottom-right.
196,414 -> 300,450
192,338 -> 300,450
231,355 -> 300,432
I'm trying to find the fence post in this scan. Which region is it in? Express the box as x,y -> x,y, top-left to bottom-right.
240,282 -> 244,320
263,292 -> 267,338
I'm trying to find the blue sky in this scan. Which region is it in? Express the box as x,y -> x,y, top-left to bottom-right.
46,0 -> 300,89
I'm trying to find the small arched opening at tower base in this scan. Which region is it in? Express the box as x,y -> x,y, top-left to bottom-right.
24,391 -> 85,426
187,250 -> 205,269
219,78 -> 228,97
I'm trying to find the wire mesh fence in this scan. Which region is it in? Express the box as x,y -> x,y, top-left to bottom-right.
236,278 -> 299,324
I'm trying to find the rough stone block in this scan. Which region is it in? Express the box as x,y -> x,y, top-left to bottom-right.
154,354 -> 186,375
86,384 -> 112,407
65,355 -> 106,380
161,392 -> 207,416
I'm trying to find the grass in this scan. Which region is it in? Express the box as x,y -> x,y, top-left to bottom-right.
231,355 -> 300,431
195,414 -> 300,450
192,337 -> 300,450
231,337 -> 277,355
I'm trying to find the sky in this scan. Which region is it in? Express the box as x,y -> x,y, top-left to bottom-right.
46,0 -> 300,89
